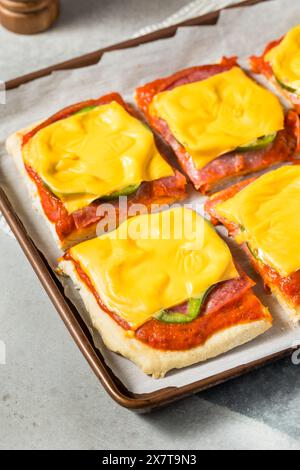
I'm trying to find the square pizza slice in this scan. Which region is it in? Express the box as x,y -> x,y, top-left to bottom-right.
250,25 -> 300,113
58,207 -> 272,378
205,165 -> 300,323
6,93 -> 187,250
136,58 -> 299,194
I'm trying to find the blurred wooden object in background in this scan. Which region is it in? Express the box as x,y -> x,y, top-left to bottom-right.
0,0 -> 59,34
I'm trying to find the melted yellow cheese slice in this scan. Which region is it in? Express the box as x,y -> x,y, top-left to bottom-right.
215,166 -> 300,277
23,101 -> 174,213
69,207 -> 238,329
150,67 -> 284,169
266,25 -> 300,93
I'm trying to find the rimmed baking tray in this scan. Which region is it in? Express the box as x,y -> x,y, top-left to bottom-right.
1,0 -> 296,412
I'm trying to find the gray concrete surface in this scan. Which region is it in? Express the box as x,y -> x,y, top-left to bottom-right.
0,0 -> 300,450
0,0 -> 190,81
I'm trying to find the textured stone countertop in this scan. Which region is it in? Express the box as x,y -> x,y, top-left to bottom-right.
0,0 -> 299,450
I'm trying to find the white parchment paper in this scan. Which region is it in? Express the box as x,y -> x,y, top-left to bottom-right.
133,0 -> 242,37
1,0 -> 300,394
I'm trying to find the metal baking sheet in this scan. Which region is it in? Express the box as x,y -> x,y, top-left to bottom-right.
2,0 -> 297,412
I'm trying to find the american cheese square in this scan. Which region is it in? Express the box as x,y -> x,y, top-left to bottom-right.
68,208 -> 238,329
150,67 -> 284,169
23,101 -> 174,213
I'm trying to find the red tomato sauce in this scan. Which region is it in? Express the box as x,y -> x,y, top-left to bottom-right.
245,247 -> 300,308
135,291 -> 270,351
26,164 -> 186,241
250,38 -> 283,78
